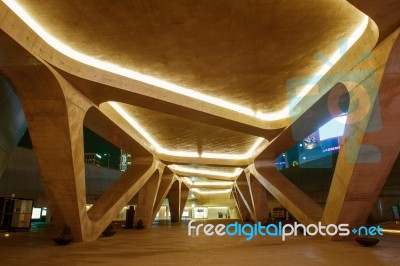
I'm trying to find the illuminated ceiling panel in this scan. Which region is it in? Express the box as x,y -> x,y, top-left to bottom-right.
169,165 -> 242,179
4,0 -> 367,121
111,102 -> 263,159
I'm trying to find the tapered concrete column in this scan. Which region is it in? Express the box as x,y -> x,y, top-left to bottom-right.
134,169 -> 163,228
322,29 -> 400,238
167,180 -> 189,222
247,173 -> 269,223
2,60 -> 159,241
249,164 -> 323,226
235,172 -> 256,221
151,168 -> 175,222
3,64 -> 91,239
232,187 -> 251,222
180,183 -> 189,219
167,181 -> 181,222
249,81 -> 354,225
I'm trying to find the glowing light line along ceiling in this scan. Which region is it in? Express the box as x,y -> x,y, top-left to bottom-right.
2,0 -> 368,159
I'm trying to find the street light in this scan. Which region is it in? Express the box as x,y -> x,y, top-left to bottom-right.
104,153 -> 110,168
103,153 -> 111,187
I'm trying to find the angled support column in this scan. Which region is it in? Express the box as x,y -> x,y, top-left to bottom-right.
167,179 -> 189,222
3,64 -> 92,239
83,106 -> 161,240
322,29 -> 400,238
249,164 -> 323,226
246,170 -> 269,223
232,186 -> 251,222
3,59 -> 159,241
248,77 -> 353,226
167,180 -> 181,222
231,189 -> 243,221
134,167 -> 164,228
180,183 -> 190,219
151,168 -> 176,222
235,172 -> 256,222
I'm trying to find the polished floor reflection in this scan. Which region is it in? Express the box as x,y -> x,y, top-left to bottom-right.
0,220 -> 399,265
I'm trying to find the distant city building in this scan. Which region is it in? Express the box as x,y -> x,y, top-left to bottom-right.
84,153 -> 102,166
120,150 -> 132,172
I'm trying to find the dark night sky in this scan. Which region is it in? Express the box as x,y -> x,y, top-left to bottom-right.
18,127 -> 121,169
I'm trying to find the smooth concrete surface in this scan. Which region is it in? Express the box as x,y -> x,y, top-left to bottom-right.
348,0 -> 400,44
1,0 -> 399,244
135,171 -> 162,228
250,165 -> 323,226
0,77 -> 26,179
252,28 -> 400,232
0,220 -> 399,266
236,173 -> 255,215
232,188 -> 252,222
151,169 -> 176,223
248,174 -> 269,223
1,1 -> 368,127
321,29 -> 400,238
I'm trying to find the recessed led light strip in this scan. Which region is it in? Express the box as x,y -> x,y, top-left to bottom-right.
170,165 -> 242,177
183,177 -> 234,187
109,102 -> 160,150
2,0 -> 368,122
109,101 -> 263,159
193,181 -> 234,186
1,0 -> 250,118
191,188 -> 232,195
109,101 -> 200,158
282,16 -> 369,111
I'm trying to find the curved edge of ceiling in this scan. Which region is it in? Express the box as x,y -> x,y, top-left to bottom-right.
283,18 -> 378,125
0,0 -> 271,130
1,1 -> 373,124
0,0 -> 379,164
99,101 -> 264,164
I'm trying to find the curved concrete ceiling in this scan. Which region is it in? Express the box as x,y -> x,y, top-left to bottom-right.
7,0 -> 366,120
0,0 -> 376,190
168,164 -> 242,181
116,102 -> 261,157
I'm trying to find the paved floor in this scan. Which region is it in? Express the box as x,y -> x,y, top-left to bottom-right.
0,220 -> 399,265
